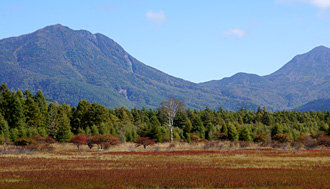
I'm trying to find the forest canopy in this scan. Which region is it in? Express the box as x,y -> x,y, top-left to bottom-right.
0,83 -> 329,144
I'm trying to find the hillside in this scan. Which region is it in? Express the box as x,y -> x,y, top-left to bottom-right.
295,98 -> 330,112
0,24 -> 329,110
0,24 -> 256,110
201,46 -> 330,110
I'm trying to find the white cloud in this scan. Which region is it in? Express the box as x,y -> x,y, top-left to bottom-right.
309,0 -> 330,9
146,11 -> 166,23
276,0 -> 330,9
224,28 -> 247,39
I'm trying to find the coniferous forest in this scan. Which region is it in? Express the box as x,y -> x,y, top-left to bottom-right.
0,82 -> 329,145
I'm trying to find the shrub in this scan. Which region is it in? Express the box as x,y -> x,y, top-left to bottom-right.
0,137 -> 10,145
296,135 -> 317,149
168,143 -> 176,149
272,133 -> 292,143
135,137 -> 155,149
45,136 -> 56,144
213,132 -> 228,140
99,134 -> 120,150
254,132 -> 268,143
33,135 -> 45,144
87,134 -> 120,150
70,134 -> 88,150
0,138 -> 11,151
190,133 -> 202,143
203,141 -> 217,150
86,136 -> 95,149
239,141 -> 251,148
317,135 -> 330,147
14,137 -> 37,146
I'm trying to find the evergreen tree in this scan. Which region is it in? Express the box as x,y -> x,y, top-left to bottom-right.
0,113 -> 10,139
192,116 -> 205,139
0,83 -> 13,121
11,93 -> 26,130
71,100 -> 91,132
271,123 -> 283,138
56,106 -> 73,142
205,123 -> 216,140
148,115 -> 162,142
24,90 -> 43,128
10,128 -> 19,141
239,126 -> 252,141
227,123 -> 238,141
183,119 -> 192,139
91,125 -> 99,135
34,90 -> 49,128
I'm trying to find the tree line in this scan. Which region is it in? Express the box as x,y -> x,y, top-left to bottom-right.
0,83 -> 329,145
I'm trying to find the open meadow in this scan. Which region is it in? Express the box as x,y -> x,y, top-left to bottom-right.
0,143 -> 329,188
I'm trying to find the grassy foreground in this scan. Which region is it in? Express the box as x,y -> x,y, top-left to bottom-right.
0,143 -> 329,188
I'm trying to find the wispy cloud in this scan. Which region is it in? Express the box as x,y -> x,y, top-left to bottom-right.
146,11 -> 167,24
276,0 -> 330,9
309,0 -> 330,9
224,28 -> 247,39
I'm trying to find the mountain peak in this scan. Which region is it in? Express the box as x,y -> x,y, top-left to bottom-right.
41,24 -> 71,31
310,45 -> 329,52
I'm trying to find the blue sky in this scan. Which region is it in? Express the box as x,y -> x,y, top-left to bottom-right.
1,0 -> 330,82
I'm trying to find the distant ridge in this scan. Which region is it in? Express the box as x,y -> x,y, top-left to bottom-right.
295,98 -> 330,112
201,45 -> 330,110
0,24 -> 329,110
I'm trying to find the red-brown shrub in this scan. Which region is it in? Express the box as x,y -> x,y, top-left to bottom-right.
45,136 -> 56,144
254,132 -> 268,143
272,133 -> 292,143
14,137 -> 37,146
33,135 -> 45,144
190,133 -> 203,143
135,137 -> 155,149
70,134 -> 88,150
317,135 -> 330,147
213,132 -> 228,140
86,134 -> 120,150
296,135 -> 317,149
239,141 -> 251,148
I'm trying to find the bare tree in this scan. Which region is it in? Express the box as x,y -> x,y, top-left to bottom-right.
161,97 -> 185,143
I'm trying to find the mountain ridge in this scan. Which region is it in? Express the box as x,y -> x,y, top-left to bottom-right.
0,24 -> 329,110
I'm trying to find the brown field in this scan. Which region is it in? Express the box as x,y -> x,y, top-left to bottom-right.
0,143 -> 329,188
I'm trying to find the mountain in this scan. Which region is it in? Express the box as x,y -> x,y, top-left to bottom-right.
0,24 -> 257,110
201,46 -> 330,110
295,98 -> 330,112
0,25 -> 329,110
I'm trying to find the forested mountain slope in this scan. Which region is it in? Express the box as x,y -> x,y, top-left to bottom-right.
200,46 -> 330,110
0,24 -> 256,110
0,25 -> 329,110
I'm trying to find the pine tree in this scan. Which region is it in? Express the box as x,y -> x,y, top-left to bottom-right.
34,90 -> 49,128
148,115 -> 162,142
56,106 -> 73,142
11,93 -> 26,130
0,113 -> 10,139
10,128 -> 19,141
91,125 -> 99,135
239,126 -> 252,141
206,123 -> 216,140
227,123 -> 238,141
24,90 -> 43,128
271,123 -> 283,138
192,116 -> 205,139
